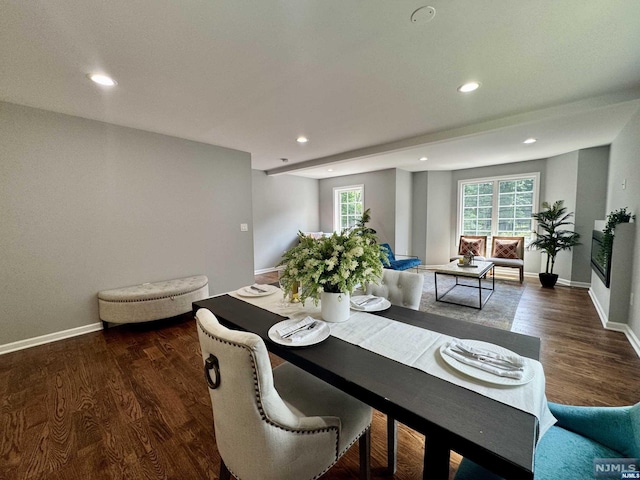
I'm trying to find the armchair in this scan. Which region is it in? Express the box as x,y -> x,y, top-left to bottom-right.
486,236 -> 525,283
379,243 -> 422,271
455,401 -> 640,480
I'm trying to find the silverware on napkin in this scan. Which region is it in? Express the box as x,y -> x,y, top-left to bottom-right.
450,348 -> 524,370
355,296 -> 379,306
250,285 -> 267,293
281,321 -> 317,339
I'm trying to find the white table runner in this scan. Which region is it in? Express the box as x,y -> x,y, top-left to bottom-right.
228,288 -> 556,439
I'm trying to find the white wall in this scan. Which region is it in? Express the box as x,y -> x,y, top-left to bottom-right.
251,171 -> 319,271
0,102 -> 255,346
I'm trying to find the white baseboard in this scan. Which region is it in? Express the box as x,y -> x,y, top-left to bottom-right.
588,288 -> 608,329
254,266 -> 282,275
556,278 -> 590,289
588,288 -> 640,358
0,322 -> 103,356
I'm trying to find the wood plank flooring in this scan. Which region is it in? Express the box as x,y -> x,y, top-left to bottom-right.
1,274 -> 639,479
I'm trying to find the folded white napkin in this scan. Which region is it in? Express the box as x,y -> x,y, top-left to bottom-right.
450,339 -> 525,367
444,340 -> 525,379
276,316 -> 315,336
284,325 -> 324,344
350,295 -> 384,309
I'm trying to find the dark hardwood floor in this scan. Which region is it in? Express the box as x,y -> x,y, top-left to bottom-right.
1,274 -> 638,479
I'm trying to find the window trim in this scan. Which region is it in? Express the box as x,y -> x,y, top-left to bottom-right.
333,184 -> 364,232
456,172 -> 540,245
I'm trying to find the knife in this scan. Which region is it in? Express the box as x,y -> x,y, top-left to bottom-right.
250,285 -> 267,293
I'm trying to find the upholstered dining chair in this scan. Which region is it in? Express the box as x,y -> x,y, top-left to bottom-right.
364,269 -> 425,310
454,401 -> 640,480
195,308 -> 373,480
364,268 -> 424,474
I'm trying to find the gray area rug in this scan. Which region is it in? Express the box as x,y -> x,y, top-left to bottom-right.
419,272 -> 525,331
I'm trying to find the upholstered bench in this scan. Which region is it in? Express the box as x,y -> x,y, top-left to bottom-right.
98,275 -> 209,326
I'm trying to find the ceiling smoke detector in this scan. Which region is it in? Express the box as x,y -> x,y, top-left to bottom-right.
411,6 -> 436,24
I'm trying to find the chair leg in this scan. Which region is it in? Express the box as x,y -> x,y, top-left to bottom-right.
387,416 -> 397,474
220,460 -> 231,480
359,427 -> 371,480
519,266 -> 524,283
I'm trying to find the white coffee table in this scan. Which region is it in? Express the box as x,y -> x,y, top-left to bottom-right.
433,260 -> 495,309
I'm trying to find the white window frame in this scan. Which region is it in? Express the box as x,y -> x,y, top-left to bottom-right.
333,184 -> 364,232
457,172 -> 540,247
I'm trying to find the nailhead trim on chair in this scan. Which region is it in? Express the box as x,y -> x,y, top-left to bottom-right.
197,319 -> 360,480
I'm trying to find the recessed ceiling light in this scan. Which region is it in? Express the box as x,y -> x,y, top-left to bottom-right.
296,136 -> 308,144
327,168 -> 334,172
523,138 -> 537,144
419,156 -> 428,161
457,81 -> 480,93
88,73 -> 117,87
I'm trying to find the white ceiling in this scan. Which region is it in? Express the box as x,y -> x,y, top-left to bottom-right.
2,1 -> 640,179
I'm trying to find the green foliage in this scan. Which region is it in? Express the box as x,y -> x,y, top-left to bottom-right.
529,200 -> 581,275
597,207 -> 635,265
277,209 -> 387,305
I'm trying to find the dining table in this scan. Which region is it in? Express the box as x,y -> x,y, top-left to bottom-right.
193,289 -> 553,480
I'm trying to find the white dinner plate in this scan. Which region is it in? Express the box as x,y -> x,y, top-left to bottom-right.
235,284 -> 280,297
268,319 -> 331,347
439,339 -> 535,386
350,297 -> 392,312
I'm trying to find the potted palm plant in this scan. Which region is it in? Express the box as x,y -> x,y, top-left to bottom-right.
529,200 -> 581,288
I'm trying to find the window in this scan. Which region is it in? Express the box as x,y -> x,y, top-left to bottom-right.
333,185 -> 364,232
458,173 -> 539,251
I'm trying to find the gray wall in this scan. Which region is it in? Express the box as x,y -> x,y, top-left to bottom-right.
0,102 -> 254,346
426,171 -> 453,264
573,147 -> 609,283
545,151 -> 579,281
252,171 -> 319,271
412,171 -> 453,264
605,106 -> 640,337
319,169 -> 397,247
394,169 -> 412,256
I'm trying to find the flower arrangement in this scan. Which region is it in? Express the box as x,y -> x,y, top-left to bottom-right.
278,209 -> 387,305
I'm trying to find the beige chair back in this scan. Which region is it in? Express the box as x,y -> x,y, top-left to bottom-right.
490,236 -> 525,260
365,269 -> 424,310
457,235 -> 487,257
196,308 -> 342,480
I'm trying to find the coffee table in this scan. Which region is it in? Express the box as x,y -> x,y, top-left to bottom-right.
433,260 -> 495,309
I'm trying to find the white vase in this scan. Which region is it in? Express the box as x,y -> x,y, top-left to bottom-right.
320,291 -> 351,323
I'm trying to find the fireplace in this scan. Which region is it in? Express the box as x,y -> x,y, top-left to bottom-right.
591,230 -> 611,287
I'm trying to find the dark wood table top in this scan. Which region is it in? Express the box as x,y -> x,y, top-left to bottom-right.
193,294 -> 541,479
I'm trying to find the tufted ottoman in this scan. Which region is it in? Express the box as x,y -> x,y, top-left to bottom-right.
98,275 -> 209,327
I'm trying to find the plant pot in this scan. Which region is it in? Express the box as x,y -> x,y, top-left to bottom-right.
539,273 -> 558,288
321,291 -> 351,323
